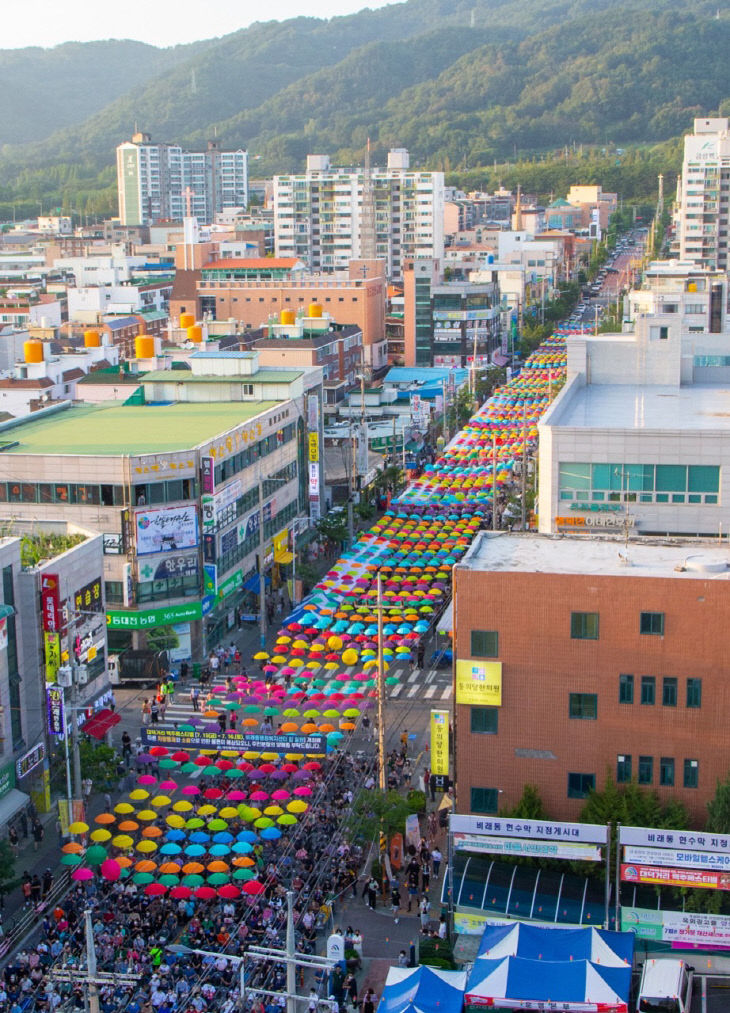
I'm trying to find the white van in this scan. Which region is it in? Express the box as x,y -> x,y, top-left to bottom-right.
636,957 -> 693,1013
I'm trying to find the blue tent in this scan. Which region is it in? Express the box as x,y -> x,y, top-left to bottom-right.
477,923 -> 634,966
465,956 -> 630,1010
379,966 -> 466,1013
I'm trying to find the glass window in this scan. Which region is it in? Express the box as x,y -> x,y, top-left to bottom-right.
571,612 -> 599,640
147,483 -> 165,505
638,756 -> 653,785
471,707 -> 498,734
655,465 -> 686,492
688,466 -> 719,493
569,693 -> 597,719
617,755 -> 632,783
640,611 -> 665,635
471,630 -> 498,657
660,757 -> 675,786
165,479 -> 184,502
567,773 -> 595,799
686,678 -> 702,709
641,676 -> 655,705
471,787 -> 499,813
662,677 -> 677,707
619,674 -> 634,704
684,759 -> 699,788
559,463 -> 591,490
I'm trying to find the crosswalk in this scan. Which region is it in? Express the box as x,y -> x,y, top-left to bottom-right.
389,666 -> 452,701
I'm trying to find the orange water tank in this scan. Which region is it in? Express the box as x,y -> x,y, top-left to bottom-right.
24,340 -> 43,364
187,325 -> 203,344
135,335 -> 155,359
308,303 -> 323,318
180,313 -> 195,329
84,329 -> 101,348
280,310 -> 296,325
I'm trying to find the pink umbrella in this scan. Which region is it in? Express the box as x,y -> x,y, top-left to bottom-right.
271,790 -> 290,801
159,780 -> 179,792
137,774 -> 157,785
293,786 -> 313,796
250,791 -> 269,802
181,785 -> 200,796
227,790 -> 247,801
72,868 -> 94,881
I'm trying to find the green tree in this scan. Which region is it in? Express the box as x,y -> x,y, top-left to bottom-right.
0,839 -> 15,901
316,513 -> 348,548
351,788 -> 413,842
503,783 -> 546,819
706,771 -> 730,833
146,624 -> 180,653
79,741 -> 120,791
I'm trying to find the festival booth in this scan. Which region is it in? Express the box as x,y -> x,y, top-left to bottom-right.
464,955 -> 630,1012
379,966 -> 467,1013
477,923 -> 634,964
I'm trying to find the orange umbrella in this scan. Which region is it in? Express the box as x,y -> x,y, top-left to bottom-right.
319,723 -> 335,734
242,718 -> 258,727
207,860 -> 229,873
300,722 -> 317,734
118,820 -> 139,832
182,861 -> 205,875
159,862 -> 182,875
62,842 -> 84,854
134,859 -> 157,873
94,813 -> 116,825
116,856 -> 134,869
280,722 -> 299,733
232,856 -> 255,868
141,826 -> 163,837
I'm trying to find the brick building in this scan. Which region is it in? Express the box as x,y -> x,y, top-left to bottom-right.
453,532 -> 730,826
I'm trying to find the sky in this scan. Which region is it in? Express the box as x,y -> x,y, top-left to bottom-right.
3,0 -> 396,49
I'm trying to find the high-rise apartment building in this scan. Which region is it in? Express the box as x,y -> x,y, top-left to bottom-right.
117,133 -> 248,226
273,149 -> 444,280
677,118 -> 730,270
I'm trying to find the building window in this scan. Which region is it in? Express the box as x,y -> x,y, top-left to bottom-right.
471,707 -> 498,735
471,630 -> 498,657
640,611 -> 665,635
471,787 -> 499,814
640,676 -> 656,705
684,759 -> 699,788
570,612 -> 599,640
638,756 -> 654,785
567,773 -> 595,799
619,674 -> 634,704
569,693 -> 597,719
617,755 -> 632,783
662,677 -> 677,707
660,757 -> 675,787
686,678 -> 702,708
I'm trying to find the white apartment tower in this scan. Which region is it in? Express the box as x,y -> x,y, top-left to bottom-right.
273,148 -> 444,280
117,133 -> 248,226
678,118 -> 730,271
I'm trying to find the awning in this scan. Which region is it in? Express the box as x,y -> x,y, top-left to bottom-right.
492,352 -> 509,367
0,787 -> 30,825
243,574 -> 272,593
82,708 -> 121,740
274,552 -> 294,565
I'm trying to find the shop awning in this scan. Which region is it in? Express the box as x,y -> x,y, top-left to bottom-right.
274,552 -> 294,565
81,708 -> 121,740
0,787 -> 30,826
243,573 -> 272,593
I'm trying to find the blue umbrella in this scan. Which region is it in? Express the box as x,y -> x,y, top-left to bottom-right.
260,827 -> 281,841
165,829 -> 186,842
160,842 -> 183,855
232,841 -> 253,854
189,831 -> 210,844
213,831 -> 234,844
184,844 -> 206,857
237,831 -> 257,843
209,843 -> 231,857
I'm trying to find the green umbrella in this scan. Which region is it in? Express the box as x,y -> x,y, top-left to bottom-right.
264,707 -> 278,717
181,763 -> 198,775
159,758 -> 177,769
159,874 -> 180,887
233,867 -> 255,881
179,724 -> 195,732
133,872 -> 154,885
343,708 -> 360,718
277,814 -> 297,825
207,818 -> 228,831
207,872 -> 229,886
206,766 -> 223,777
226,701 -> 242,711
222,768 -> 244,778
61,853 -> 83,866
323,709 -> 340,719
207,698 -> 223,707
282,708 -> 301,718
185,817 -> 205,829
303,709 -> 320,719
85,845 -> 107,867
182,874 -> 204,887
254,817 -> 274,829
244,705 -> 261,714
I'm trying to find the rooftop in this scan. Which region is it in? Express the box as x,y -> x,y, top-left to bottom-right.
0,401 -> 276,456
142,368 -> 304,384
549,383 -> 730,432
460,532 -> 730,581
202,258 -> 300,270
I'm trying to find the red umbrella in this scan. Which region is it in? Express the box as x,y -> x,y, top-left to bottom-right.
217,759 -> 235,771
194,885 -> 217,900
149,746 -> 169,757
303,762 -> 321,771
242,880 -> 265,896
170,885 -> 193,899
145,883 -> 168,896
171,751 -> 190,762
258,763 -> 277,775
218,884 -> 241,899
204,788 -> 224,800
194,756 -> 213,767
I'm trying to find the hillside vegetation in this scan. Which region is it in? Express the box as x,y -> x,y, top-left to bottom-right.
0,0 -> 727,214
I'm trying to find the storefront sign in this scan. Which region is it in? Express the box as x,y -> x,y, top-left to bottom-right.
138,553 -> 199,581
621,863 -> 730,891
106,602 -> 203,629
309,461 -> 320,496
307,394 -> 320,430
41,572 -> 61,632
103,533 -> 123,555
308,433 -> 319,463
455,659 -> 502,706
135,505 -> 199,555
142,728 -> 327,754
217,570 -> 243,600
215,480 -> 242,520
44,631 -> 61,684
0,761 -> 16,800
203,533 -> 216,563
622,906 -> 730,948
450,813 -> 607,845
74,577 -> 103,615
47,686 -> 65,736
620,826 -> 730,853
624,844 -> 730,870
201,455 -> 215,495
203,564 -> 217,597
430,709 -> 449,777
202,494 -> 215,530
454,833 -> 601,862
16,742 -> 45,779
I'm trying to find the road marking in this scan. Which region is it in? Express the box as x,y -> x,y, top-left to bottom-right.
425,686 -> 437,699
406,685 -> 419,698
440,687 -> 452,699
390,684 -> 403,698
425,670 -> 436,684
407,670 -> 419,684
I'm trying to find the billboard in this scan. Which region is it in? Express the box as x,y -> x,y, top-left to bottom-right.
621,863 -> 730,892
450,813 -> 608,845
453,833 -> 602,862
455,659 -> 502,706
430,709 -> 449,777
142,727 -> 327,754
623,844 -> 730,870
622,907 -> 730,949
44,631 -> 61,684
41,572 -> 61,632
135,505 -> 199,555
47,686 -> 65,736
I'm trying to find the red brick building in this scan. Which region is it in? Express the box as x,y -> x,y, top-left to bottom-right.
453,533 -> 730,826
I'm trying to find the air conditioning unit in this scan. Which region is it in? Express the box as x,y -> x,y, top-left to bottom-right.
57,665 -> 73,688
76,664 -> 89,686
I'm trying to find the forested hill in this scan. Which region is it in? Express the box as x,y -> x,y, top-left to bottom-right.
0,0 -> 728,212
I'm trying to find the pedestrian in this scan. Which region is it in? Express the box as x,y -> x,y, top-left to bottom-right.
429,772 -> 436,802
22,878 -> 32,906
8,826 -> 18,855
366,876 -> 377,910
109,690 -> 116,713
417,642 -> 425,669
438,915 -> 447,940
166,677 -> 175,701
121,730 -> 132,765
400,729 -> 408,753
419,894 -> 431,929
361,713 -> 371,740
431,846 -> 442,878
32,818 -> 44,850
344,974 -> 357,1013
103,791 -> 112,812
42,868 -> 53,899
362,989 -> 376,1013
229,710 -> 238,731
82,777 -> 93,801
218,712 -> 227,733
19,810 -> 28,839
30,874 -> 42,904
390,881 -> 401,924
397,950 -> 408,968
142,698 -> 151,725
423,769 -> 430,799
191,685 -> 200,711
159,696 -> 167,722
420,860 -> 430,893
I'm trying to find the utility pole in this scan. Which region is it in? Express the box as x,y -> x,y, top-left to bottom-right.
258,478 -> 267,650
520,411 -> 528,531
492,429 -> 498,532
49,911 -> 140,1013
286,889 -> 296,1013
376,573 -> 386,792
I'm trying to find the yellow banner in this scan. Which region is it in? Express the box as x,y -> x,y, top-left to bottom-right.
430,709 -> 449,776
455,659 -> 502,706
44,631 -> 61,685
308,433 -> 319,463
273,530 -> 289,562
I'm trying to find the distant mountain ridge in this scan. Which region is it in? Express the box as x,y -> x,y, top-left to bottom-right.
0,0 -> 728,199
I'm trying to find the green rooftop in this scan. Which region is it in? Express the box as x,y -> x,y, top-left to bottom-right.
0,401 -> 278,456
142,369 -> 304,384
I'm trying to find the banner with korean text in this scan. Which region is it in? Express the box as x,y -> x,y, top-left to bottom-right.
430,709 -> 449,777
454,659 -> 502,706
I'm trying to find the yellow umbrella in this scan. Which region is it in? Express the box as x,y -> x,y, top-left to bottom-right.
136,809 -> 157,822
129,789 -> 149,801
150,795 -> 172,807
285,753 -> 304,762
220,750 -> 239,758
243,751 -> 260,760
69,821 -> 89,834
263,805 -> 284,817
219,807 -> 239,819
136,839 -> 158,853
112,834 -> 134,849
90,829 -> 112,842
172,800 -> 193,813
197,804 -> 217,816
260,752 -> 279,762
289,658 -> 303,667
306,661 -> 320,670
324,662 -> 338,670
166,814 -> 186,829
287,800 -> 308,814
253,651 -> 269,661
114,803 -> 134,815
270,655 -> 287,664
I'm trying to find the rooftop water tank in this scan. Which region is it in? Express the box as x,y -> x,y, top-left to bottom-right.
187,325 -> 203,344
24,340 -> 43,364
84,329 -> 101,348
180,313 -> 195,329
135,335 -> 155,359
280,310 -> 296,326
308,303 -> 323,318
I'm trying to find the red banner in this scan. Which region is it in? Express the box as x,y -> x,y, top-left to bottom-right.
621,863 -> 730,891
41,573 -> 61,633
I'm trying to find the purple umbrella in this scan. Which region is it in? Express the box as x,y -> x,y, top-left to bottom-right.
292,769 -> 312,780
269,770 -> 288,780
137,753 -> 153,763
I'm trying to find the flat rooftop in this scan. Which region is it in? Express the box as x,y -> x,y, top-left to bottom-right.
460,532 -> 730,581
550,383 -> 730,432
142,369 -> 303,384
0,401 -> 277,456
